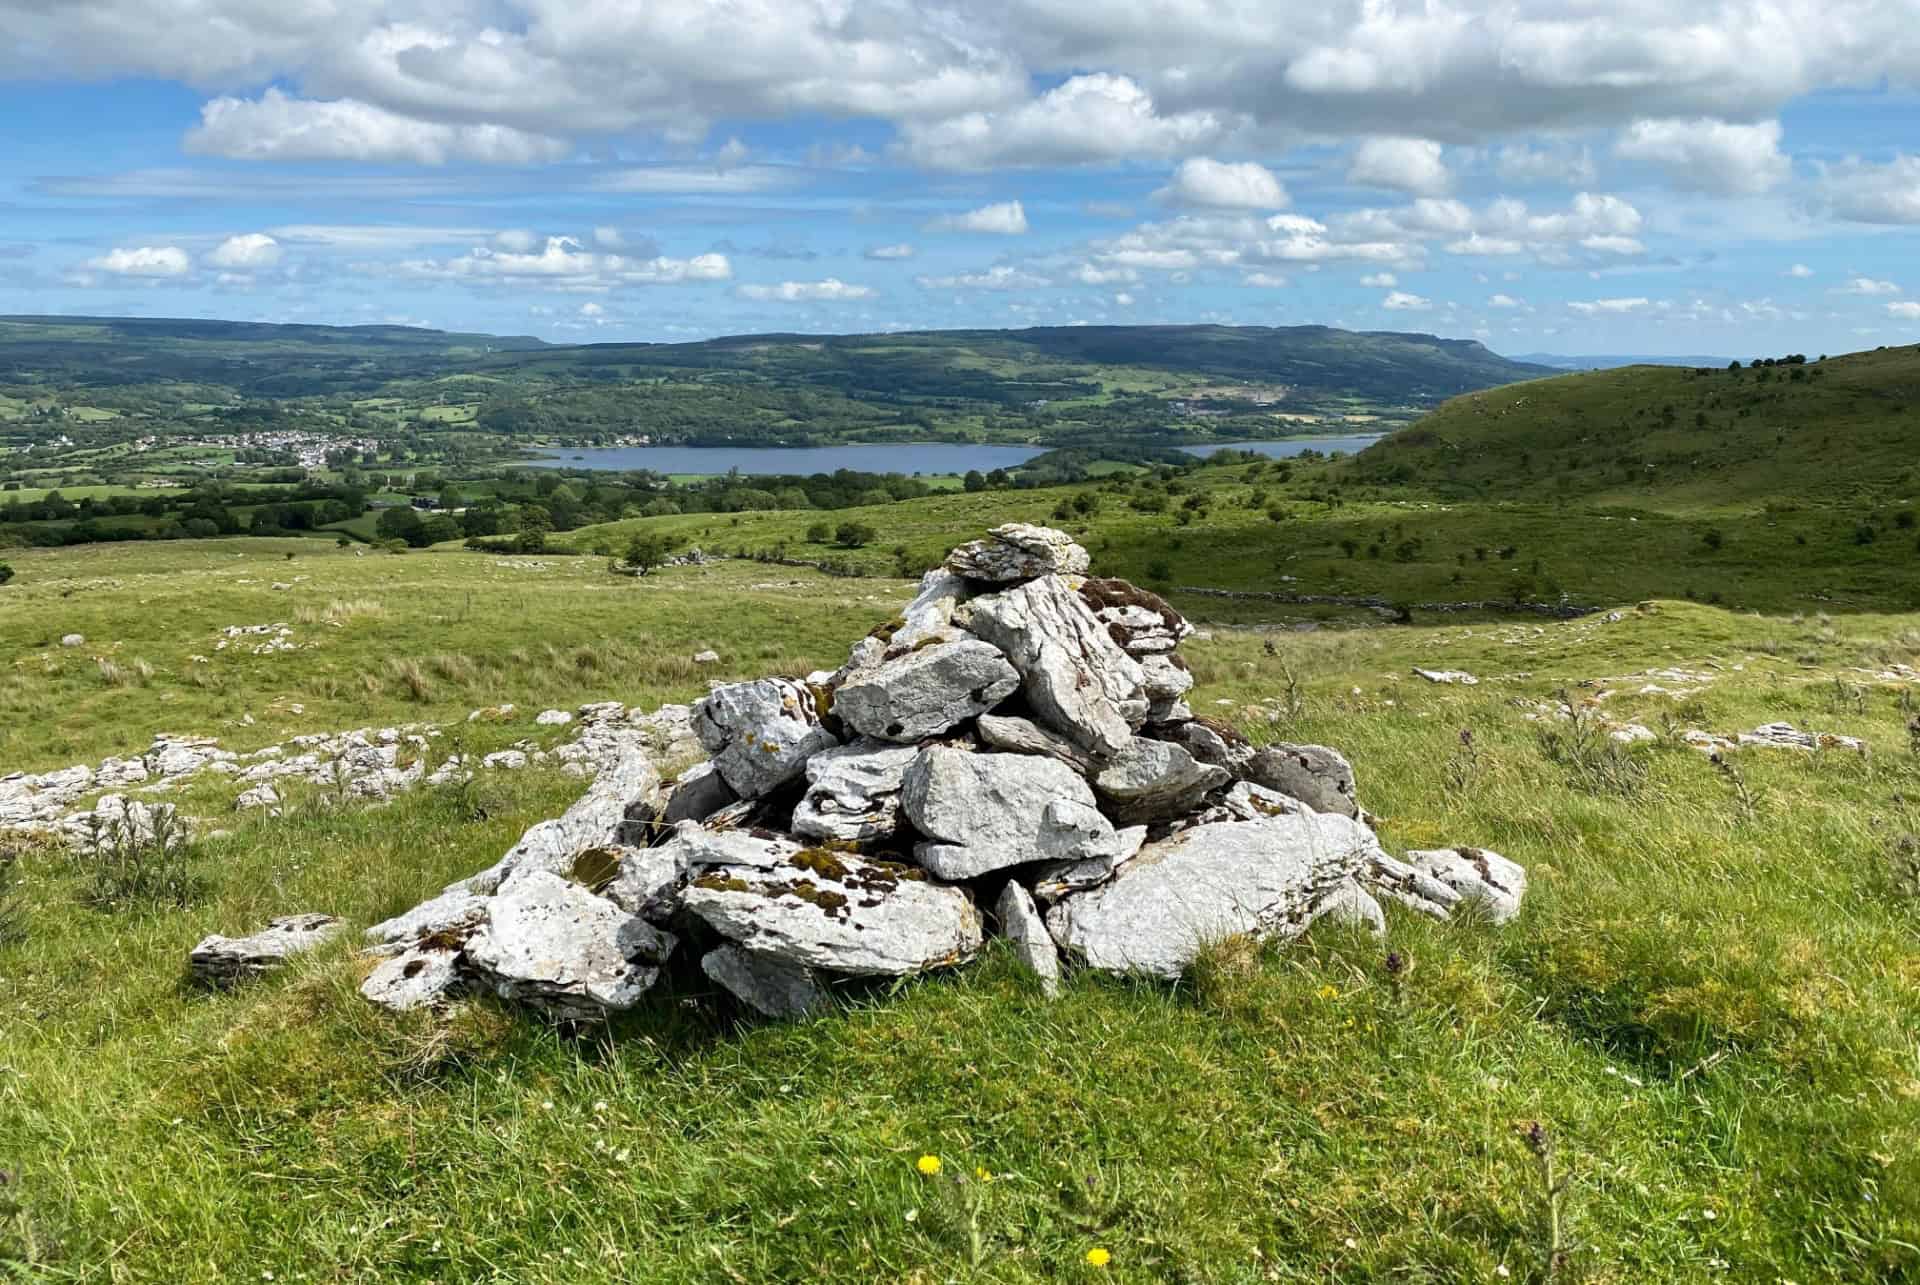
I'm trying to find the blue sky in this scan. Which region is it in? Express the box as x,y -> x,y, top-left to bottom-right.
2,1 -> 1918,357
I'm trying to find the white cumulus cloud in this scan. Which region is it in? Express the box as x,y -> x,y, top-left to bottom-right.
1568,297 -> 1653,315
1360,272 -> 1397,287
864,243 -> 916,260
186,89 -> 570,166
736,278 -> 875,302
1837,276 -> 1900,295
896,74 -> 1223,170
87,245 -> 192,278
1381,290 -> 1432,311
1153,158 -> 1288,210
1818,155 -> 1920,224
1615,118 -> 1790,195
915,265 -> 1050,290
1889,301 -> 1920,319
1348,138 -> 1451,196
927,201 -> 1029,235
206,233 -> 282,270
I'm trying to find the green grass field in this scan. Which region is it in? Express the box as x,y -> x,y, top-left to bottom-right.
3,532 -> 1920,1281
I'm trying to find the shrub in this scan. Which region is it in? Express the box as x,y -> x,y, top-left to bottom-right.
622,532 -> 680,575
0,563 -> 12,586
806,521 -> 832,544
0,846 -> 25,946
834,522 -> 877,549
80,803 -> 202,913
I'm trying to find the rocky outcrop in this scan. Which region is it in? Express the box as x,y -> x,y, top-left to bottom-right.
356,524 -> 1524,1027
947,523 -> 1091,582
464,870 -> 677,1020
791,740 -> 919,843
958,576 -> 1146,756
682,852 -> 983,976
1045,813 -> 1381,979
900,747 -> 1112,880
832,640 -> 1019,743
693,678 -> 839,799
190,914 -> 342,986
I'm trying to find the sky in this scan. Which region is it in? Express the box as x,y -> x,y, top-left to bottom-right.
2,1 -> 1919,358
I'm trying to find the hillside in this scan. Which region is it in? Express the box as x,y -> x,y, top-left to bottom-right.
1348,345 -> 1920,511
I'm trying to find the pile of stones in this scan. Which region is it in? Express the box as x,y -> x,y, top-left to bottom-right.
353,525 -> 1526,1020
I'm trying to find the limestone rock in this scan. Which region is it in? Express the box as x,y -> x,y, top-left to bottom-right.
1736,722 -> 1868,753
791,740 -> 920,843
60,634 -> 85,648
1137,653 -> 1195,722
693,649 -> 721,665
234,782 -> 280,812
536,708 -> 574,726
682,851 -> 982,976
190,914 -> 342,986
975,713 -> 1095,774
452,747 -> 661,895
602,845 -> 682,920
1309,879 -> 1387,937
901,747 -> 1111,880
1091,738 -> 1231,825
660,762 -> 738,825
360,943 -> 464,1011
1191,780 -> 1307,825
1360,852 -> 1462,921
365,888 -> 491,951
958,576 -> 1147,757
832,640 -> 1018,743
1078,578 -> 1193,656
1045,812 -> 1379,979
946,523 -> 1089,583
1402,847 -> 1527,924
1245,743 -> 1360,819
1031,822 -> 1147,903
657,821 -> 805,872
693,678 -> 839,799
1160,718 -> 1255,774
464,870 -> 677,1020
701,945 -> 826,1019
995,881 -> 1062,998
1412,668 -> 1479,685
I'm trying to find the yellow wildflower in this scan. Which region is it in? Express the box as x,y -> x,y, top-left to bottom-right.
916,1154 -> 942,1176
1316,984 -> 1340,1000
1086,1247 -> 1111,1268
975,1166 -> 994,1183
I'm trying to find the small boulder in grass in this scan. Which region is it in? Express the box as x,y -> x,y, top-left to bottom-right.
190,914 -> 342,987
946,523 -> 1090,583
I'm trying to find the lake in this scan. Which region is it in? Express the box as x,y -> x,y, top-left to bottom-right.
522,435 -> 1383,476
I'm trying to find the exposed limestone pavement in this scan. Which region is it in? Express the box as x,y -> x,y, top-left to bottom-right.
339,525 -> 1527,1022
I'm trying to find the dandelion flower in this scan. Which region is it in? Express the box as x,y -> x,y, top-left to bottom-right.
975,1166 -> 994,1183
1086,1247 -> 1111,1268
916,1154 -> 942,1176
1316,984 -> 1340,1000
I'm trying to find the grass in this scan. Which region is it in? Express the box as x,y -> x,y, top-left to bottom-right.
3,532 -> 1920,1280
1351,346 -> 1920,512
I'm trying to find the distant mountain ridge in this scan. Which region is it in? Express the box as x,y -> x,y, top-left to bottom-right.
1507,352 -> 1738,371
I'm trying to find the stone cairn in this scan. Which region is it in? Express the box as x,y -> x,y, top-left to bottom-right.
351,524 -> 1527,1020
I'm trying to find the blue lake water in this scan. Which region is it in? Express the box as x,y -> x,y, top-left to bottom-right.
524,435 -> 1382,476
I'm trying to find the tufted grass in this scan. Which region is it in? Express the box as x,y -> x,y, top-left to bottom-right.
2,543 -> 1920,1281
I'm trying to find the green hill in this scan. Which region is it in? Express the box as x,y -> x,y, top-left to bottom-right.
1347,345 -> 1920,512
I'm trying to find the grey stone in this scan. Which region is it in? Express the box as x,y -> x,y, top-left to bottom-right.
1138,654 -> 1196,722
791,740 -> 920,843
656,821 -> 804,872
1191,780 -> 1308,825
1091,739 -> 1231,824
234,782 -> 280,812
995,881 -> 1062,998
832,640 -> 1019,743
1309,879 -> 1387,937
603,844 -> 683,920
1077,579 -> 1194,656
975,713 -> 1095,774
365,888 -> 491,951
190,913 -> 343,986
1031,822 -> 1148,903
464,870 -> 677,1020
1245,743 -> 1360,819
1361,852 -> 1463,921
1159,719 -> 1255,774
360,943 -> 464,1011
682,852 -> 982,977
60,633 -> 85,648
946,523 -> 1090,583
692,678 -> 839,799
535,708 -> 574,726
701,945 -> 826,1019
957,575 -> 1147,757
1402,847 -> 1528,924
901,747 -> 1111,880
660,761 -> 738,825
1045,812 -> 1380,979
452,747 -> 661,895
693,649 -> 722,665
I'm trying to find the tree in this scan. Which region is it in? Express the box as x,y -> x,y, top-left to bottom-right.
806,521 -> 832,544
962,470 -> 987,493
376,506 -> 425,545
623,532 -> 681,575
0,564 -> 12,587
835,521 -> 877,548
